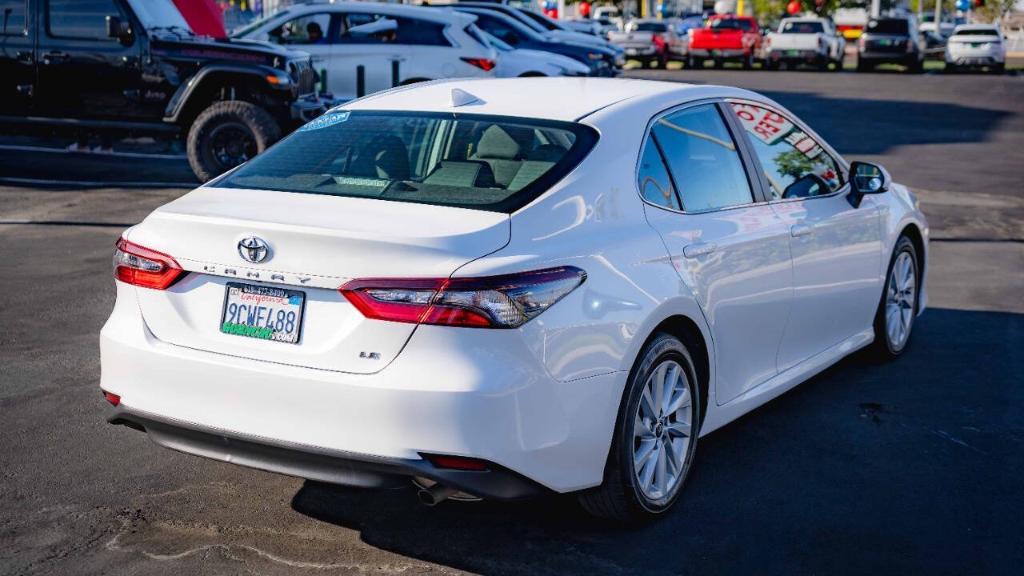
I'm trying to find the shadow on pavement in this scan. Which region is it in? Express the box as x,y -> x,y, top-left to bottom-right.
759,92 -> 1011,156
292,307 -> 1023,575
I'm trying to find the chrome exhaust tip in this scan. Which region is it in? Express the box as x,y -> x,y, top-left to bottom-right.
417,483 -> 459,506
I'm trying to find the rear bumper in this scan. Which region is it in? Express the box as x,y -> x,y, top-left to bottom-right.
945,53 -> 1004,66
108,406 -> 544,499
858,52 -> 918,66
100,282 -> 623,496
688,48 -> 747,59
767,49 -> 827,63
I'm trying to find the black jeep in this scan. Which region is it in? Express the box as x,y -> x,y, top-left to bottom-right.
0,0 -> 325,181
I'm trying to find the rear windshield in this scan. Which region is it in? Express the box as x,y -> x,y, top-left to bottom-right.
709,18 -> 752,31
782,21 -> 824,34
867,19 -> 909,35
635,22 -> 668,32
217,111 -> 598,213
954,28 -> 999,37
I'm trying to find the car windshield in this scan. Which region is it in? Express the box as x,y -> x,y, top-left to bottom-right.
231,10 -> 288,38
782,21 -> 824,34
126,0 -> 190,31
954,28 -> 999,36
867,19 -> 909,35
217,112 -> 598,213
635,22 -> 668,32
709,19 -> 752,31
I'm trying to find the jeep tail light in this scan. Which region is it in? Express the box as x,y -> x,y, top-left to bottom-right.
340,267 -> 586,329
113,238 -> 184,290
461,57 -> 496,72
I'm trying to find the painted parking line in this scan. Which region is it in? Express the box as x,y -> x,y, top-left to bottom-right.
0,176 -> 194,189
0,144 -> 186,160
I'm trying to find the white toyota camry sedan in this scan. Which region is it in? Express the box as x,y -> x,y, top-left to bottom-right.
101,78 -> 928,521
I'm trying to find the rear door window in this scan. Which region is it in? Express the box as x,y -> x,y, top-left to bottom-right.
47,0 -> 123,40
218,112 -> 598,213
650,104 -> 754,212
0,0 -> 27,35
637,134 -> 680,210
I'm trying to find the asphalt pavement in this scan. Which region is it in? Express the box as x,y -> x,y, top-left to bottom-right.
1,69 -> 1022,575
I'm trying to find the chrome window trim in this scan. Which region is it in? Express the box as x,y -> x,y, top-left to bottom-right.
723,97 -> 853,205
634,98 -> 769,216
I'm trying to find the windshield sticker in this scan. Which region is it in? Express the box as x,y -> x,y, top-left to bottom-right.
299,111 -> 350,132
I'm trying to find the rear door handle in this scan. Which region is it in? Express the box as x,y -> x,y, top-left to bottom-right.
42,50 -> 70,65
790,223 -> 813,238
683,242 -> 717,258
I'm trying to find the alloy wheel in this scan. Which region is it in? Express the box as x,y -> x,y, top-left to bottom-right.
885,251 -> 916,350
632,359 -> 694,502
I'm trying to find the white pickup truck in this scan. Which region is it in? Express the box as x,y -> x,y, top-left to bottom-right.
765,17 -> 846,71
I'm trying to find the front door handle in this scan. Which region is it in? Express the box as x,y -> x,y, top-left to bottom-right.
16,50 -> 34,64
683,242 -> 717,258
790,223 -> 813,238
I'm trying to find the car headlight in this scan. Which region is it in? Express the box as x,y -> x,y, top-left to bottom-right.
587,52 -> 605,61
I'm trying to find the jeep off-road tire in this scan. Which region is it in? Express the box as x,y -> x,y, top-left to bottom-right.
187,101 -> 281,182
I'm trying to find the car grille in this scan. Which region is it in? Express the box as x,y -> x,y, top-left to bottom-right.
289,59 -> 317,96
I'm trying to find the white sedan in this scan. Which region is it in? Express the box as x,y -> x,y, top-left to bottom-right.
233,2 -> 496,100
483,31 -> 591,77
101,78 -> 928,521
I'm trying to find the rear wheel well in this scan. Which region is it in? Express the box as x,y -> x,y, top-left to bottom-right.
648,315 -> 710,428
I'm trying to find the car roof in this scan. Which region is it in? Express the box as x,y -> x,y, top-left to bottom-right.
340,78 -> 746,122
280,1 -> 475,25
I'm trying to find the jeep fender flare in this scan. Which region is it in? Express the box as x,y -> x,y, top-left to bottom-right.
164,64 -> 286,124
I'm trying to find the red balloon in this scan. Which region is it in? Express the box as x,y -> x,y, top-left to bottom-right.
787,0 -> 802,14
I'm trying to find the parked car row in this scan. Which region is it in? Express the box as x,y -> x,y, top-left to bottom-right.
233,1 -> 625,102
607,12 -> 1006,74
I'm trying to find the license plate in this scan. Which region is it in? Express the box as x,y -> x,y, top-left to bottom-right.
786,49 -> 800,56
877,39 -> 893,46
626,48 -> 638,55
970,43 -> 981,48
220,282 -> 305,344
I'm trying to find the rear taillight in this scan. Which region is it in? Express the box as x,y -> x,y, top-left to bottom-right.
340,266 -> 586,329
113,238 -> 184,290
461,57 -> 496,72
102,391 -> 121,406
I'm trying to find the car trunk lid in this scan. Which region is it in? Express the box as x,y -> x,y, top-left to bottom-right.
127,186 -> 510,373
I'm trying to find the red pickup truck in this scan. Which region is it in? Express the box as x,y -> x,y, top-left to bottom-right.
687,14 -> 762,69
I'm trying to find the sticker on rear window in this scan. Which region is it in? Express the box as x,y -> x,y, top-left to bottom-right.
299,111 -> 350,132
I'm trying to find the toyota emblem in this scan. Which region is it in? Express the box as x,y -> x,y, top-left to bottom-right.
237,236 -> 270,263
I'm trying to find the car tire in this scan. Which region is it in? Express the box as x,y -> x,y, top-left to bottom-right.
992,63 -> 1005,75
577,332 -> 701,523
187,101 -> 280,183
870,235 -> 920,360
945,63 -> 958,74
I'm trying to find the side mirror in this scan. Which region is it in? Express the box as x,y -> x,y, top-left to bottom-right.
782,173 -> 829,199
106,15 -> 131,40
848,161 -> 890,208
